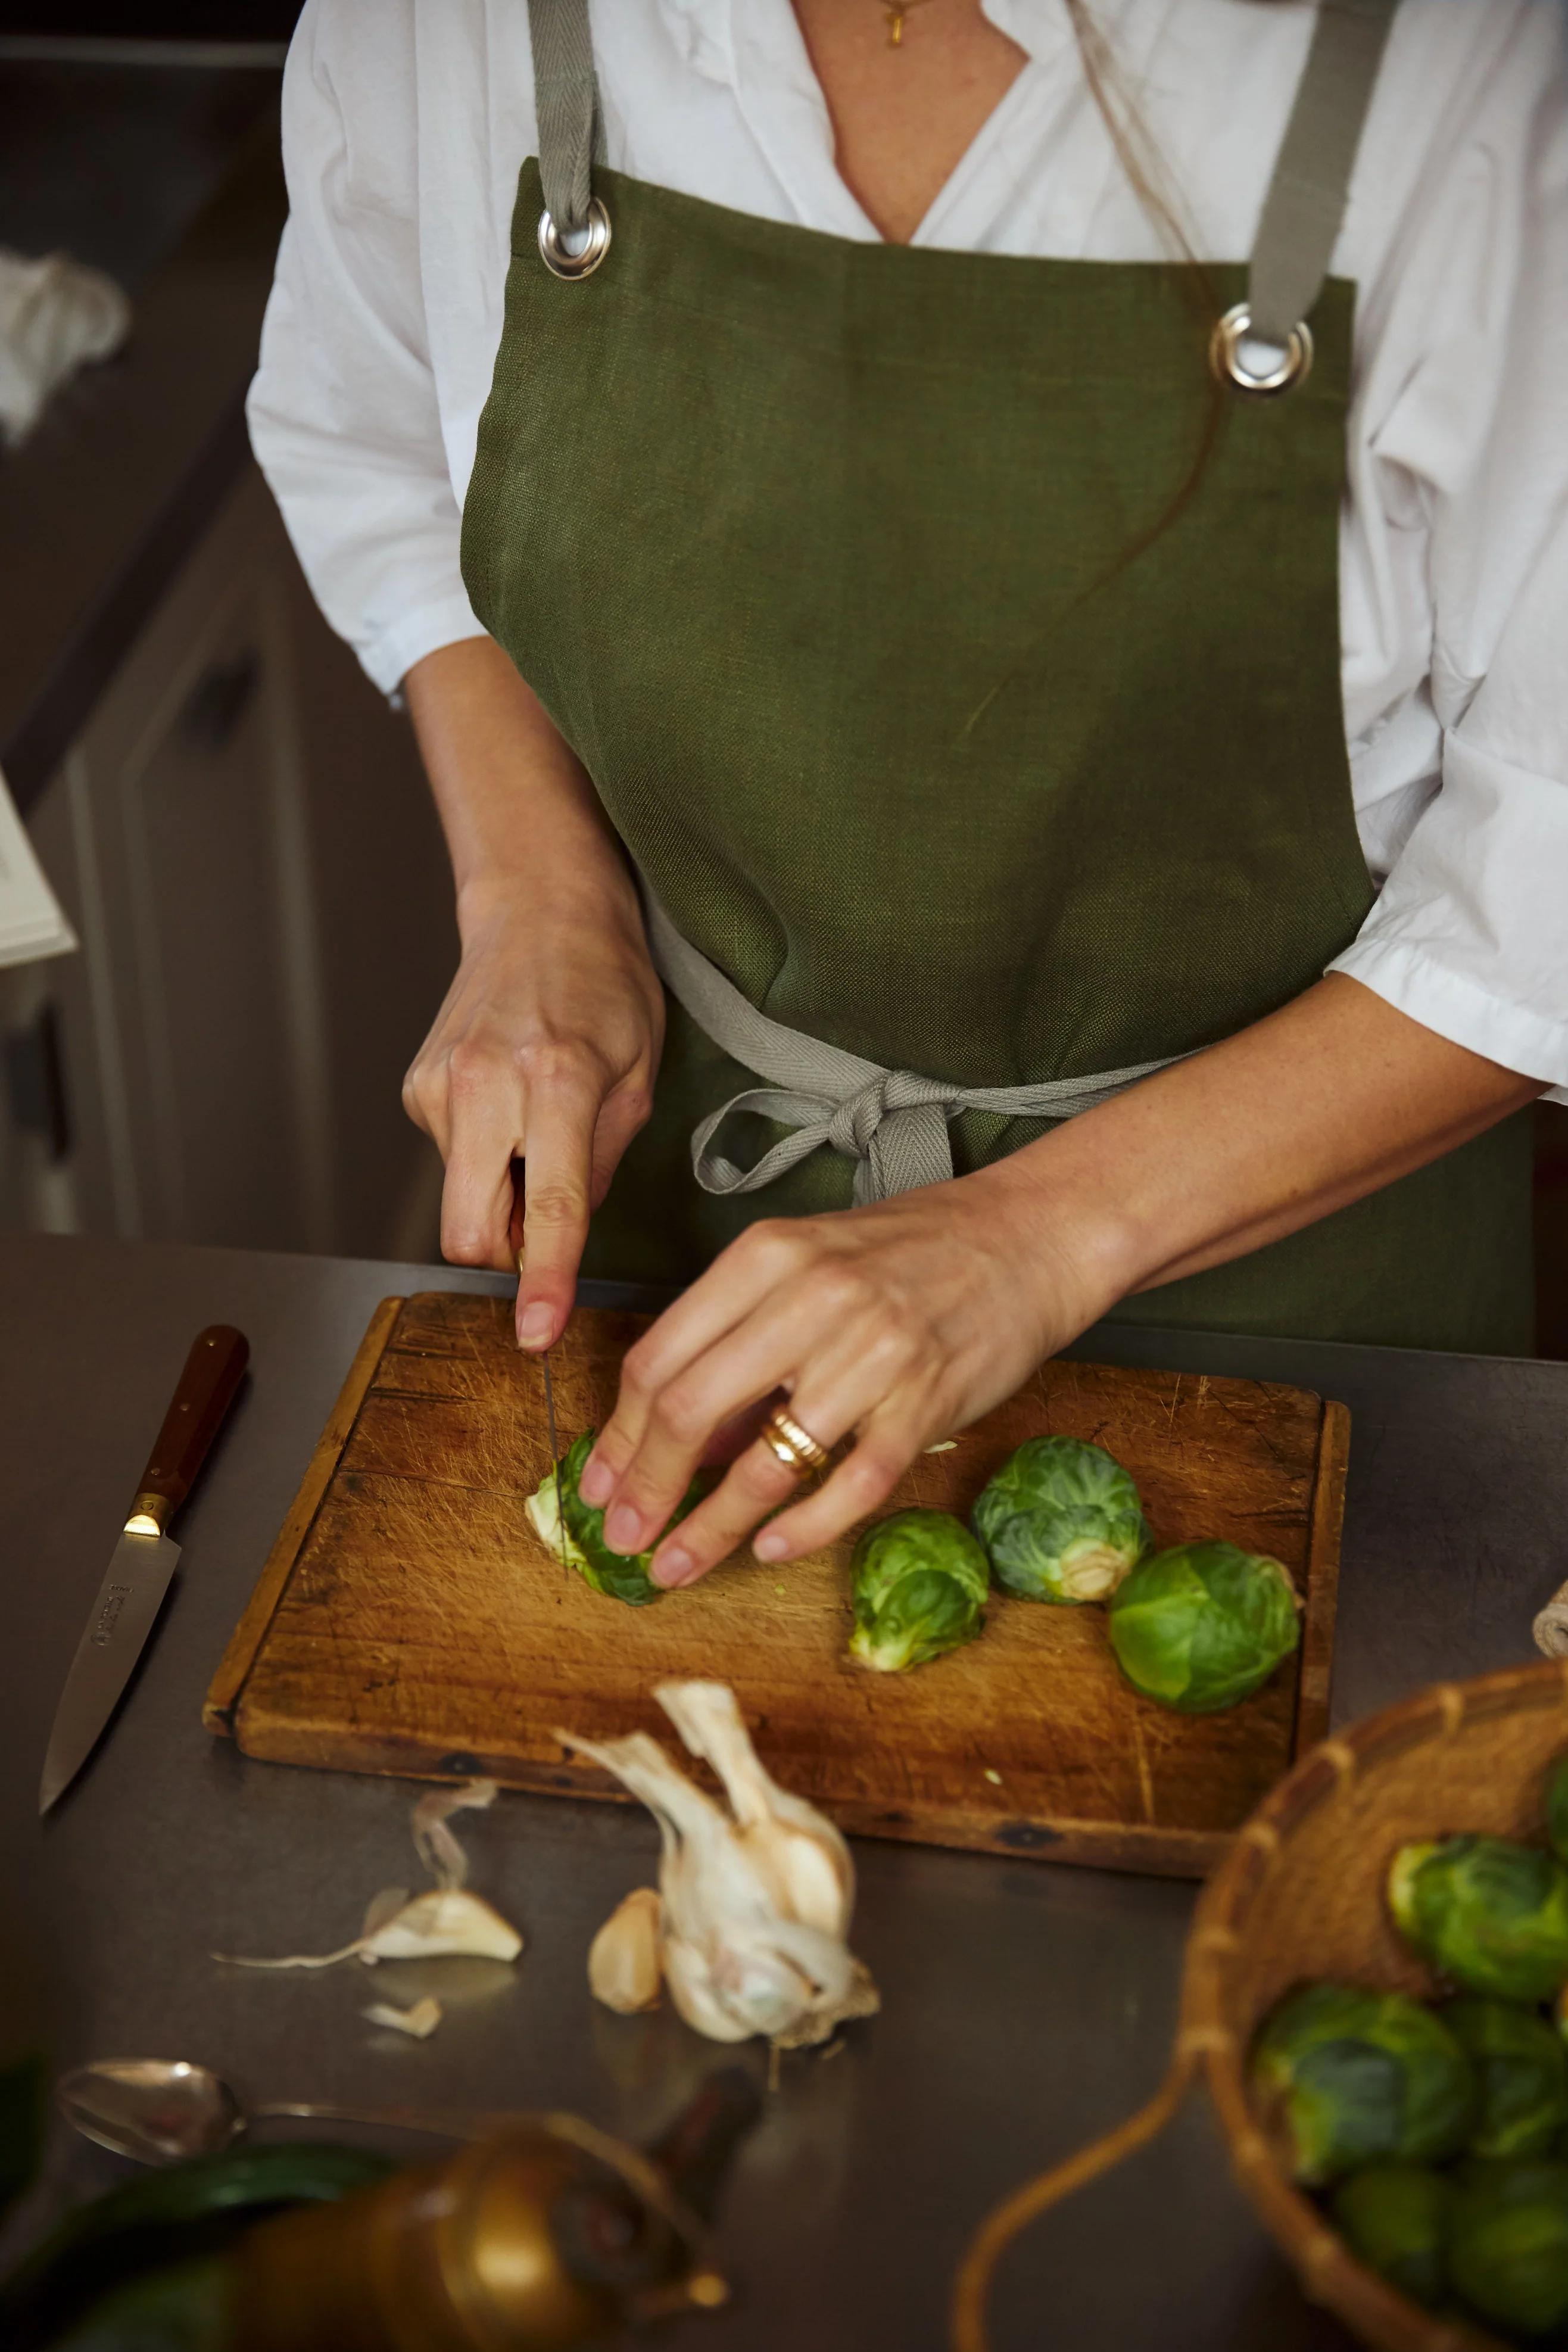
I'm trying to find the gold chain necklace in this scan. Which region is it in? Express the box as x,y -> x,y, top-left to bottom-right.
881,0 -> 938,47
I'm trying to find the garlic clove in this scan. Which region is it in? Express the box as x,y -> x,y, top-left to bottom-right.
588,1887 -> 663,2014
737,1823 -> 849,1943
706,1932 -> 825,2042
359,1889 -> 522,1965
363,1995 -> 443,2040
661,1936 -> 759,2043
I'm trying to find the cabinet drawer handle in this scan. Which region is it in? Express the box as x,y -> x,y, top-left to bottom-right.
182,648 -> 259,749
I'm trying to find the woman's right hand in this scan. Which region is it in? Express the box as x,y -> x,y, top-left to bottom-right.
403,866 -> 665,1348
400,638 -> 666,1352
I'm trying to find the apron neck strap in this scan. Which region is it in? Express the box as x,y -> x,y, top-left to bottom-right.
527,0 -> 602,236
1248,0 -> 1398,347
525,0 -> 1396,348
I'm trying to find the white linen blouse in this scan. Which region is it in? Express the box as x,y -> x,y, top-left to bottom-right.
247,0 -> 1568,1096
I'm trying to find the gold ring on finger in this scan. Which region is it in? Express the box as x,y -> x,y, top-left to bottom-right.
760,1404 -> 831,1475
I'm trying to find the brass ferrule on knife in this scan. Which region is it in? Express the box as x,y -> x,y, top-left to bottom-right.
124,1492 -> 170,1537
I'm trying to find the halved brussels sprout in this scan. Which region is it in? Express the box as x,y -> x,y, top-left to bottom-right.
1449,2158 -> 1568,2339
1330,2161 -> 1452,2310
1106,1540 -> 1301,1714
1249,1980 -> 1476,2186
1445,1998 -> 1568,2161
525,1430 -> 704,1607
1388,1837 -> 1568,2005
848,1507 -> 989,1673
970,1435 -> 1149,1605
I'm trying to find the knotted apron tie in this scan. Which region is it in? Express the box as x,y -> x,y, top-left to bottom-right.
641,893 -> 1188,1207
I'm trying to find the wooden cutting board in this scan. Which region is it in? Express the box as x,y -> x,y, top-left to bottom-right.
206,1293 -> 1347,1876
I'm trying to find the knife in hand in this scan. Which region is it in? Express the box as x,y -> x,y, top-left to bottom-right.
513,1162 -> 569,1574
39,1323 -> 250,1815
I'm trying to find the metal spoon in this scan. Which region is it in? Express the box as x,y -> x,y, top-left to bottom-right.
58,2058 -> 505,2165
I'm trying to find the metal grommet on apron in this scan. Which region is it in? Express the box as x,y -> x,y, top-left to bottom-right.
462,0 -> 1537,1354
537,197 -> 612,281
1209,304 -> 1313,397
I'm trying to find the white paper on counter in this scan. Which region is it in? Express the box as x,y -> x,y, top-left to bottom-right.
0,764 -> 76,968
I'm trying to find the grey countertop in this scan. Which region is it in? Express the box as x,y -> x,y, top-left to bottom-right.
0,61 -> 284,809
4,1229 -> 1568,2350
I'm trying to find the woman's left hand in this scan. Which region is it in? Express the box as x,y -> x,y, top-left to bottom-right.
576,1165 -> 1118,1588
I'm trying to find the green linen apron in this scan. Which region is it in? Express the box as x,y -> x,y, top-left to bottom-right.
460,2 -> 1533,1354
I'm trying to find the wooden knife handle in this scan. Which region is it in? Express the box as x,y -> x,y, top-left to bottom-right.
125,1325 -> 250,1537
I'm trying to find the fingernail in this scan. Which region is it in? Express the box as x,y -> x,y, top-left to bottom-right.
604,1504 -> 643,1554
579,1456 -> 613,1506
651,1546 -> 693,1588
517,1303 -> 553,1350
753,1528 -> 787,1562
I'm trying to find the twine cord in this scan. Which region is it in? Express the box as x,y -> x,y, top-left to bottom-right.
950,2046 -> 1199,2352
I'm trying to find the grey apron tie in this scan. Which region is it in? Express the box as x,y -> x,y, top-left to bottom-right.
1248,0 -> 1398,344
526,0 -> 602,235
527,0 -> 1398,329
642,893 -> 1184,1205
526,0 -> 1398,1204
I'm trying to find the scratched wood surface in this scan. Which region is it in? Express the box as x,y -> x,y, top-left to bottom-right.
207,1293 -> 1348,1876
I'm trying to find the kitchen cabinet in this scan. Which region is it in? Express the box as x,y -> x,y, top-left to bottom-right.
7,465 -> 455,1259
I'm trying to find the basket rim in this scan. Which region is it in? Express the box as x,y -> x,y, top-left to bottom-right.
1179,1659 -> 1568,2352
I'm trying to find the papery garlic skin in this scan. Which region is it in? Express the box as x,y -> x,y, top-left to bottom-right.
214,1778 -> 522,1973
363,1996 -> 443,2039
588,1887 -> 663,2014
412,1780 -> 497,1890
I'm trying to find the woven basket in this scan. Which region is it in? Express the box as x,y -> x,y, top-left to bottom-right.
954,1661 -> 1568,2352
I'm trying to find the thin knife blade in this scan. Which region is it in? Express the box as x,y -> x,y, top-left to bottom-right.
39,1531 -> 180,1814
541,1348 -> 566,1574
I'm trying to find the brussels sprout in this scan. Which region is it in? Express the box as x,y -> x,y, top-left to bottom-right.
1249,1980 -> 1476,2186
848,1507 -> 989,1673
969,1435 -> 1150,1605
1445,1998 -> 1568,2161
1546,1754 -> 1568,1866
525,1430 -> 704,1607
1389,1838 -> 1568,2004
1105,1540 -> 1300,1714
1329,2162 -> 1452,2310
1449,2158 -> 1568,2338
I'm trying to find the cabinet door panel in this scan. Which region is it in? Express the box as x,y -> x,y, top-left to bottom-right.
21,466 -> 450,1260
119,604 -> 310,1248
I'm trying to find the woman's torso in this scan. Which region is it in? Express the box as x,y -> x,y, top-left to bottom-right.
373,0 -> 1559,895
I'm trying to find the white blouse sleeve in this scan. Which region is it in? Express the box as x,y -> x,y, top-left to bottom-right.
1329,4 -> 1568,1102
246,0 -> 491,694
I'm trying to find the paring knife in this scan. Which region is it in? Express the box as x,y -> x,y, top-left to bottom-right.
39,1324 -> 250,1815
543,1343 -> 566,1573
513,1155 -> 571,1575
517,1238 -> 568,1574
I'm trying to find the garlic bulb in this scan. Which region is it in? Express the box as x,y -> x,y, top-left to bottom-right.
588,1887 -> 663,2014
565,1684 -> 878,2048
216,1779 -> 523,1970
